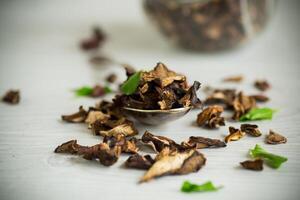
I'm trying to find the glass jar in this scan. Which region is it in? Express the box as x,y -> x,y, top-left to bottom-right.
143,0 -> 276,51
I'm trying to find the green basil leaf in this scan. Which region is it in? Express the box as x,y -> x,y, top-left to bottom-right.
250,144 -> 288,169
121,71 -> 141,95
104,86 -> 112,94
75,86 -> 93,96
181,181 -> 221,193
240,108 -> 276,121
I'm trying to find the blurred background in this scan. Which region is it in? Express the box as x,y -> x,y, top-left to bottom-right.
0,0 -> 299,105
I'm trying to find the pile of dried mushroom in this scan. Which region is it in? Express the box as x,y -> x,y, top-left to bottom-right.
115,62 -> 201,110
55,64 -> 287,185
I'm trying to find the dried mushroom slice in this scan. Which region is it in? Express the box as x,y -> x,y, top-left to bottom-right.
123,138 -> 139,154
140,148 -> 206,183
204,88 -> 236,106
54,140 -> 121,166
80,27 -> 106,51
141,62 -> 186,88
61,106 -> 88,123
240,124 -> 262,137
223,75 -> 243,83
85,111 -> 110,128
232,92 -> 256,120
103,134 -> 139,154
99,122 -> 138,137
182,136 -> 226,149
179,81 -> 201,108
240,159 -> 263,171
2,90 -> 20,104
196,105 -> 225,128
224,126 -> 245,143
266,130 -> 287,144
54,140 -> 84,154
123,64 -> 136,77
141,131 -> 180,153
103,133 -> 125,147
250,94 -> 269,102
96,143 -> 122,166
124,154 -> 155,170
106,73 -> 117,83
175,151 -> 206,175
254,80 -> 270,91
157,87 -> 177,110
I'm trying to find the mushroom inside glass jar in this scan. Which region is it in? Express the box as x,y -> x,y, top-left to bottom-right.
143,0 -> 276,51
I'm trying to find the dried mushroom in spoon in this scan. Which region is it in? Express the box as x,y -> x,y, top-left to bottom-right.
115,62 -> 201,110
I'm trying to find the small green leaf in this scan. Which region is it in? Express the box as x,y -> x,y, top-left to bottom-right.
104,86 -> 112,94
181,181 -> 221,193
121,71 -> 141,95
240,108 -> 276,122
250,144 -> 287,169
75,86 -> 93,96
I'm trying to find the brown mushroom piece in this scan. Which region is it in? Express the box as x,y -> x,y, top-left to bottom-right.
140,148 -> 206,183
106,73 -> 117,83
266,130 -> 287,144
61,106 -> 88,123
103,134 -> 139,154
96,143 -> 122,166
54,140 -> 121,166
196,105 -> 225,128
80,27 -> 106,51
250,94 -> 269,102
182,136 -> 226,149
232,92 -> 256,120
99,122 -> 138,137
240,159 -> 264,171
240,124 -> 262,137
142,62 -> 186,88
224,126 -> 245,143
179,81 -> 202,108
141,131 -> 181,153
124,154 -> 155,170
85,111 -> 110,128
254,80 -> 270,91
54,140 -> 85,154
204,88 -> 236,106
2,90 -> 20,104
223,75 -> 243,83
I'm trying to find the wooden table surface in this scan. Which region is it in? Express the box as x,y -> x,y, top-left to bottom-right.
0,1 -> 300,200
